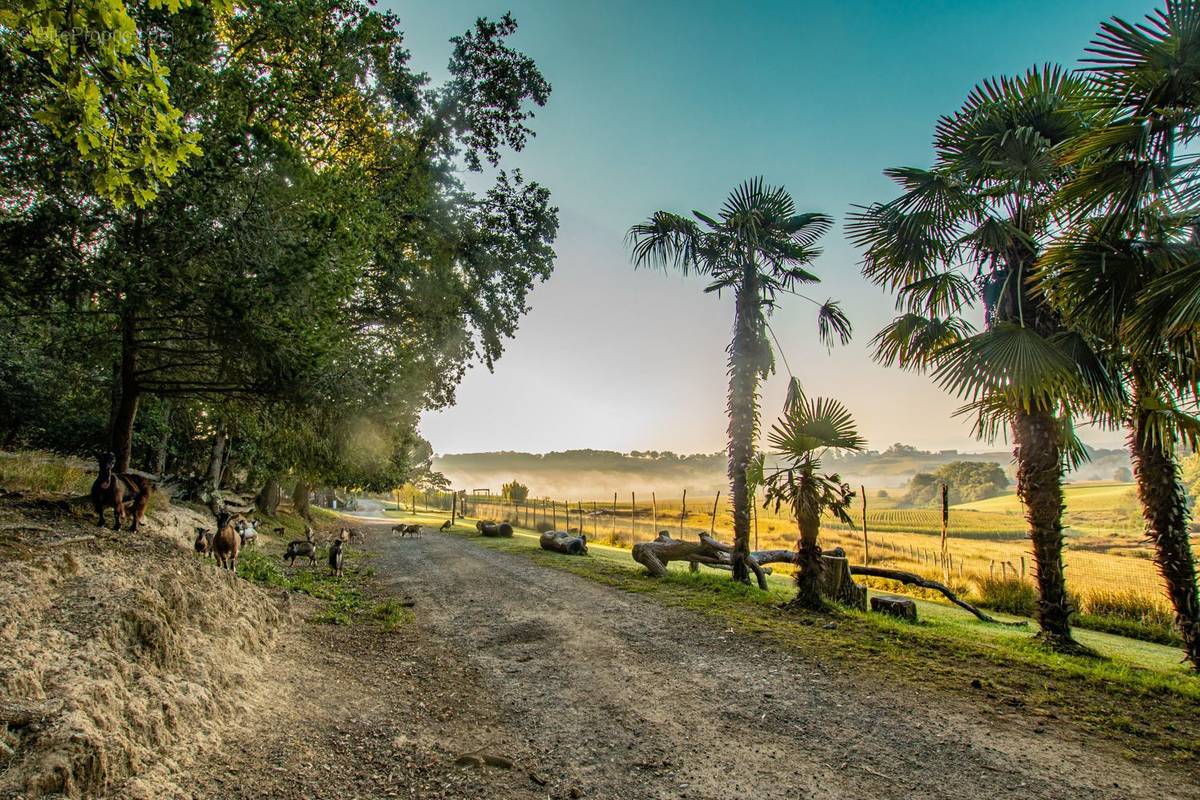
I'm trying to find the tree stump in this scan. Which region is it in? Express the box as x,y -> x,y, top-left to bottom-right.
539,530 -> 588,555
871,594 -> 918,622
819,555 -> 867,610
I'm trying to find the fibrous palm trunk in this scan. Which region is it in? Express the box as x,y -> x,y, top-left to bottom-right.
1012,404 -> 1076,647
726,270 -> 761,584
1129,378 -> 1200,670
792,484 -> 824,610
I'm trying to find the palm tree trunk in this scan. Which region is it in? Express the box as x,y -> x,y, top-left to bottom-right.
1129,377 -> 1200,670
727,271 -> 761,584
792,492 -> 824,610
1012,404 -> 1076,647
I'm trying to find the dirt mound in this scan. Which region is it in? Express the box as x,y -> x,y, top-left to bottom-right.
0,494 -> 285,798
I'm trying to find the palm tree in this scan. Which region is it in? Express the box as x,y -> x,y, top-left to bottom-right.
846,67 -> 1111,650
1038,2 -> 1200,668
763,379 -> 865,609
627,179 -> 848,584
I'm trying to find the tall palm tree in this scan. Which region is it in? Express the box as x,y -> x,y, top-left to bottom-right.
847,67 -> 1111,650
763,379 -> 865,608
1038,1 -> 1200,668
628,179 -> 848,584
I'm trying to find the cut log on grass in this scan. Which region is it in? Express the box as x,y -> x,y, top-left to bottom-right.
871,594 -> 917,621
631,531 -> 768,590
849,565 -> 1025,626
477,521 -> 513,538
539,530 -> 588,555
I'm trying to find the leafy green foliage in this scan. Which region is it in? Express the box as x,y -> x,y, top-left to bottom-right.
0,0 -> 226,206
501,480 -> 529,502
0,1 -> 557,492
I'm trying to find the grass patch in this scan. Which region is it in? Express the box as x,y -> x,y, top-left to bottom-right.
439,513 -> 1200,763
0,450 -> 92,495
1076,589 -> 1181,646
371,598 -> 413,631
236,545 -> 370,626
973,575 -> 1038,617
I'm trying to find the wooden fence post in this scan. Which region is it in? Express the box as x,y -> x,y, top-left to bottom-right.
652,492 -> 657,535
612,492 -> 617,541
709,491 -> 720,536
861,484 -> 869,566
680,489 -> 687,539
940,482 -> 949,584
631,492 -> 636,543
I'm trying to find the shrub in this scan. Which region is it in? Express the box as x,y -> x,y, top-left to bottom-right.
972,575 -> 1037,617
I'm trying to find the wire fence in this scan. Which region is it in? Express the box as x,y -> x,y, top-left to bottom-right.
405,489 -> 1180,611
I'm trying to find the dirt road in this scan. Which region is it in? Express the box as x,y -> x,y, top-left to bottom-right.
189,525 -> 1197,800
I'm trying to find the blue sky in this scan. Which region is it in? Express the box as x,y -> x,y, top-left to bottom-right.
389,0 -> 1150,455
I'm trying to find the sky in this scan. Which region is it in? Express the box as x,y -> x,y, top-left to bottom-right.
389,0 -> 1151,456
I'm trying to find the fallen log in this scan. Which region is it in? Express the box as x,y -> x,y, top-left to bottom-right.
631,531 -> 768,589
539,530 -> 588,555
476,521 -> 513,538
849,565 -> 1025,626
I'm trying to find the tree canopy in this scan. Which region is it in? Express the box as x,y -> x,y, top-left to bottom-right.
0,0 -> 557,493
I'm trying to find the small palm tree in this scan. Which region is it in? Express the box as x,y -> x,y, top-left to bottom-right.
763,379 -> 865,609
628,179 -> 848,585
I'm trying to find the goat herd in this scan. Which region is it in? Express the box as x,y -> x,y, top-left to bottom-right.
88,451 -> 462,580
190,511 -> 363,576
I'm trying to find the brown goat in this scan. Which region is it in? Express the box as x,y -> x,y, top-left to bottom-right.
210,511 -> 240,571
193,526 -> 214,558
90,451 -> 153,532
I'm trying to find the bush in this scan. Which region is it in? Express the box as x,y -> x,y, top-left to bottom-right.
972,576 -> 1037,617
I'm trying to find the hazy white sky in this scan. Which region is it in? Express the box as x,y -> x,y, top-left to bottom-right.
393,0 -> 1143,456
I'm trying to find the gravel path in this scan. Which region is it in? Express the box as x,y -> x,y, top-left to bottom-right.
190,525 -> 1198,799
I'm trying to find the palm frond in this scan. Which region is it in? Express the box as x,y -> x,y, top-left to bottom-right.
768,382 -> 866,460
626,211 -> 707,274
870,313 -> 973,370
816,299 -> 852,349
931,323 -> 1079,407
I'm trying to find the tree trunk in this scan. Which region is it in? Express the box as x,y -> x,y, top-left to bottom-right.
1012,405 -> 1075,647
726,269 -> 762,584
256,477 -> 281,516
153,400 -> 171,477
293,481 -> 311,521
110,313 -> 140,473
205,425 -> 227,497
1129,377 -> 1200,670
792,499 -> 824,610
